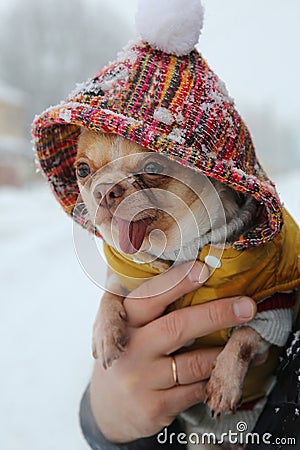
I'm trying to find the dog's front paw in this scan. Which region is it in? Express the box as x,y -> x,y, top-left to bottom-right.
92,301 -> 128,369
205,365 -> 243,417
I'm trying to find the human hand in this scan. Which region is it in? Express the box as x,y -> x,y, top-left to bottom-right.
89,262 -> 256,443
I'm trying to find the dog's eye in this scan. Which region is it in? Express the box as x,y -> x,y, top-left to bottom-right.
143,162 -> 163,175
77,162 -> 90,178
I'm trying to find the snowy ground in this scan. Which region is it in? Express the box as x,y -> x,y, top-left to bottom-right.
0,172 -> 299,450
0,186 -> 101,450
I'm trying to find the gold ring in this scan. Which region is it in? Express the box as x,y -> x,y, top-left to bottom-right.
171,356 -> 179,386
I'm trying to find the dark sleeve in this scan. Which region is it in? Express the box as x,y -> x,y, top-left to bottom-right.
246,313 -> 300,450
79,385 -> 187,450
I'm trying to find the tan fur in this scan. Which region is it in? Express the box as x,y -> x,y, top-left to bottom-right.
76,129 -> 269,419
77,130 -> 146,172
76,129 -> 242,262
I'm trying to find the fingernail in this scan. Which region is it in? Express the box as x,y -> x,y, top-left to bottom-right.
233,297 -> 254,320
188,263 -> 210,284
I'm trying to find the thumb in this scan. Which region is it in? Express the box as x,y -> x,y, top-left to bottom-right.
124,261 -> 210,327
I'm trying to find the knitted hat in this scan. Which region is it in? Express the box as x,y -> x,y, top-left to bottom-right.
32,0 -> 283,249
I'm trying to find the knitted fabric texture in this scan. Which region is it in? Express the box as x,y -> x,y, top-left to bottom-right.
32,41 -> 283,248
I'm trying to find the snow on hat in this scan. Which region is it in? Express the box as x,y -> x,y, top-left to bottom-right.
32,0 -> 283,249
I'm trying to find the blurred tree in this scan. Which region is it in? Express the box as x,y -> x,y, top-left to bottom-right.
0,0 -> 130,126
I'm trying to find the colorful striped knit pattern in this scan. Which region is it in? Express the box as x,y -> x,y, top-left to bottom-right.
32,41 -> 283,249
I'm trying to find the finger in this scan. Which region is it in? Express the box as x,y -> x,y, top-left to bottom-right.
173,348 -> 221,386
142,296 -> 257,356
151,348 -> 221,390
161,381 -> 207,419
124,261 -> 210,327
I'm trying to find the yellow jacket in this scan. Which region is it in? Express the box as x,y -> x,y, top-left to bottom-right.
104,210 -> 300,402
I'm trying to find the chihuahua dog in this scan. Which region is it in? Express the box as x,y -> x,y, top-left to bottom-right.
75,128 -> 270,418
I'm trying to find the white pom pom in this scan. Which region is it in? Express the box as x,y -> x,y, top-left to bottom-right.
135,0 -> 204,57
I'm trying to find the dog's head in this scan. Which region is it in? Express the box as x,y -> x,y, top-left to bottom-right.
75,129 -> 244,260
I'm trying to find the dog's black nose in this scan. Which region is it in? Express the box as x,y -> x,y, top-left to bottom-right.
93,183 -> 125,208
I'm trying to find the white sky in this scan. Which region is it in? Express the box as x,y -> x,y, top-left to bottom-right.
0,0 -> 299,125
0,0 -> 298,175
105,0 -> 300,126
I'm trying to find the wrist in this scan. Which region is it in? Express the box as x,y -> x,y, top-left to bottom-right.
95,411 -> 137,444
89,367 -> 141,444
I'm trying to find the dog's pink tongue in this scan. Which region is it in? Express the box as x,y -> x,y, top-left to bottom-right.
117,218 -> 151,254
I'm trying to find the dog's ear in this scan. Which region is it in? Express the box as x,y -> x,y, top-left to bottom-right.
234,190 -> 247,207
76,193 -> 83,204
233,190 -> 262,218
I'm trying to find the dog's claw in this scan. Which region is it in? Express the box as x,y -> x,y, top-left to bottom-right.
119,310 -> 127,321
100,337 -> 127,369
102,353 -> 120,370
102,360 -> 108,370
93,301 -> 129,369
205,361 -> 243,417
106,358 -> 112,368
116,336 -> 128,352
